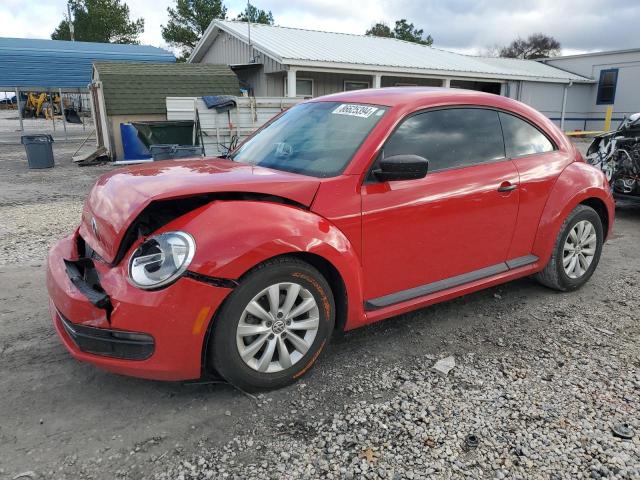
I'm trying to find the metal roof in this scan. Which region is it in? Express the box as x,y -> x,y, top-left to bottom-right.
0,37 -> 175,90
191,21 -> 591,84
94,62 -> 239,115
541,47 -> 640,61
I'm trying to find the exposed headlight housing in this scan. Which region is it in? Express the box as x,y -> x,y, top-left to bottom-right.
128,231 -> 195,290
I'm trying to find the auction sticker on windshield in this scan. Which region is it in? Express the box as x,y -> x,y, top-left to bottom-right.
332,104 -> 379,118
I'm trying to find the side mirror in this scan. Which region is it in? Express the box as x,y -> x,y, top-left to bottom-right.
373,154 -> 429,182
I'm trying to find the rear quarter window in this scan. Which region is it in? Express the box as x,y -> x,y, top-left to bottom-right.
499,112 -> 555,158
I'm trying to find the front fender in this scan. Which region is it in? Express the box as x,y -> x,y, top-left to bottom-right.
165,200 -> 366,329
532,162 -> 615,264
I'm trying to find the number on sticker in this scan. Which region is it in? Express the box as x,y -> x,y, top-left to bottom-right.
332,104 -> 378,118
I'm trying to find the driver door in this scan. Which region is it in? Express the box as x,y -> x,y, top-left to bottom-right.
361,107 -> 520,307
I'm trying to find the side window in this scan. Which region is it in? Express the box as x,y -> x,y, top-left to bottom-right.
344,80 -> 370,91
295,78 -> 313,97
596,69 -> 618,105
499,112 -> 554,158
383,108 -> 505,173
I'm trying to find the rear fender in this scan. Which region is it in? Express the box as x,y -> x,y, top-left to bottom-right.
162,200 -> 366,330
532,162 -> 614,264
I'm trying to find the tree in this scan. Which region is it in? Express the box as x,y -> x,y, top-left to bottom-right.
481,44 -> 502,58
51,0 -> 144,44
392,19 -> 433,45
366,19 -> 433,46
236,4 -> 274,25
162,0 -> 227,61
499,33 -> 561,59
365,22 -> 393,38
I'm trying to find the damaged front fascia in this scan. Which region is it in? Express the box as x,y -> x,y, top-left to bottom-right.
183,271 -> 238,289
64,258 -> 113,322
110,191 -> 308,267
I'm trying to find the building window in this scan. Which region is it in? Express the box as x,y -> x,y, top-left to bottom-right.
394,82 -> 418,87
296,78 -> 313,97
596,69 -> 618,105
344,80 -> 370,91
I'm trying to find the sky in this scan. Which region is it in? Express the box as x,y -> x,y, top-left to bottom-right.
0,0 -> 638,56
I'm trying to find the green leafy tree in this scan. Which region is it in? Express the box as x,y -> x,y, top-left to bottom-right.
51,0 -> 144,44
365,22 -> 393,38
236,4 -> 274,24
499,33 -> 561,59
393,19 -> 432,45
366,19 -> 433,46
162,0 -> 227,61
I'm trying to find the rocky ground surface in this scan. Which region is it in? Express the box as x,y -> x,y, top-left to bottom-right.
158,276 -> 640,480
0,140 -> 638,479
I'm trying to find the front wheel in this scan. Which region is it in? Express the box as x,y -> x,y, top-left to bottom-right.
209,258 -> 335,391
535,205 -> 604,291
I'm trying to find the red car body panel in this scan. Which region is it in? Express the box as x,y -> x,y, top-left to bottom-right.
79,159 -> 321,264
46,88 -> 615,380
47,233 -> 231,380
361,159 -> 520,300
532,161 -> 615,261
162,200 -> 367,331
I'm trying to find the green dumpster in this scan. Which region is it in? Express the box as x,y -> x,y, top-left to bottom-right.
131,121 -> 199,148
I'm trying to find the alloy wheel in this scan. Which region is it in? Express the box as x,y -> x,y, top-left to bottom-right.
562,220 -> 597,279
236,282 -> 319,373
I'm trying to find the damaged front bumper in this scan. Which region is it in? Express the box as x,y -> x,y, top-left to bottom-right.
57,309 -> 155,360
46,231 -> 233,381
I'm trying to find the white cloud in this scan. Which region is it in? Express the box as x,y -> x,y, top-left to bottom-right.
0,0 -> 64,39
1,0 -> 638,54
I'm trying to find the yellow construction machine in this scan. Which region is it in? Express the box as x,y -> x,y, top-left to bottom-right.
25,92 -> 68,118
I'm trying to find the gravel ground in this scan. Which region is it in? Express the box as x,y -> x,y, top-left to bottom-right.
0,201 -> 83,264
0,139 -> 112,266
0,139 -> 639,479
157,274 -> 640,479
0,109 -> 94,144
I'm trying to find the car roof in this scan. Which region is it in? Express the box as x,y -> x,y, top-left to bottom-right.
309,86 -> 566,146
310,86 -> 572,175
310,87 -> 512,109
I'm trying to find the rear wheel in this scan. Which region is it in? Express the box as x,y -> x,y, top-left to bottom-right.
535,205 -> 603,291
209,258 -> 334,391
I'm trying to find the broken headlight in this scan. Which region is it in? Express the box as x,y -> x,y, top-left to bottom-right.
128,232 -> 195,290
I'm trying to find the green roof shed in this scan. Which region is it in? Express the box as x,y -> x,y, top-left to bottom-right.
93,62 -> 240,115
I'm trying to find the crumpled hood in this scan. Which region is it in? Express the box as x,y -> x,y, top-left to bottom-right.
79,158 -> 321,263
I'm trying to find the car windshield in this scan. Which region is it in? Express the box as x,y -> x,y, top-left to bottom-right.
230,101 -> 387,177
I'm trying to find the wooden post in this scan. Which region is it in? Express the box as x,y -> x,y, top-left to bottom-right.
287,68 -> 297,98
192,97 -> 197,146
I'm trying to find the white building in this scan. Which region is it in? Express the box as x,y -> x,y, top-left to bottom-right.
540,49 -> 640,131
191,20 -> 639,132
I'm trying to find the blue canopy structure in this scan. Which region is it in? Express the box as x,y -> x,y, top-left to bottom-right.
0,37 -> 175,91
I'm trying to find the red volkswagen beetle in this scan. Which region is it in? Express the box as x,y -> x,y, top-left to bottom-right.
47,88 -> 614,390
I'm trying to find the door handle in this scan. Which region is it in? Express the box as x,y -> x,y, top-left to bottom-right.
497,182 -> 518,192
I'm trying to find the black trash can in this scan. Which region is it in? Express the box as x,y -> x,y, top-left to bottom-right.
21,134 -> 54,169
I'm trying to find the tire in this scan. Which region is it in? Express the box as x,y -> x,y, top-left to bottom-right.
209,257 -> 335,391
535,205 -> 603,291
